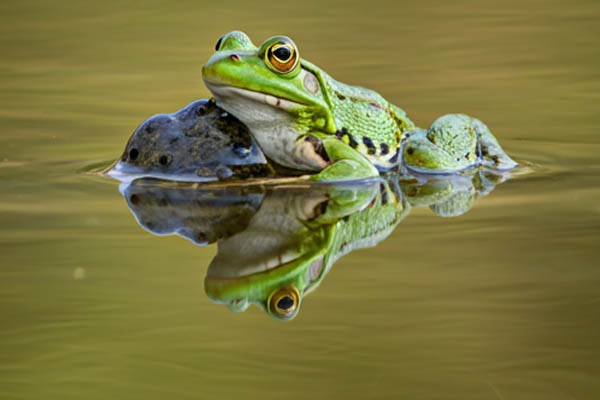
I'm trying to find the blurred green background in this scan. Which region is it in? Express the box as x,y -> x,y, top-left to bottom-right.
1,1 -> 599,399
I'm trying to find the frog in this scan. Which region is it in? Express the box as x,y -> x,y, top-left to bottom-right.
201,31 -> 517,182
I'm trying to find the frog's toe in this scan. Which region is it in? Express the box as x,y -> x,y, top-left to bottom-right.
473,119 -> 518,171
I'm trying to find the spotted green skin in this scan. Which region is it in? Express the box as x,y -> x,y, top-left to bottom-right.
202,31 -> 516,181
402,114 -> 517,173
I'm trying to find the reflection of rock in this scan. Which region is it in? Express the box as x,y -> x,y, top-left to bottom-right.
122,179 -> 264,245
109,99 -> 273,182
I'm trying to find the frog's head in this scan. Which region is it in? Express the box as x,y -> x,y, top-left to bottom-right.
202,31 -> 337,141
205,253 -> 329,321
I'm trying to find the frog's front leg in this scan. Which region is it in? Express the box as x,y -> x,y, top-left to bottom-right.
295,134 -> 379,182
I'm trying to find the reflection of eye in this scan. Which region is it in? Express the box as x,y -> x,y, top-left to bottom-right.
268,286 -> 300,316
215,36 -> 223,51
266,42 -> 298,73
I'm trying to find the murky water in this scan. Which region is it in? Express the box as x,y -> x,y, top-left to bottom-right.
1,1 -> 599,399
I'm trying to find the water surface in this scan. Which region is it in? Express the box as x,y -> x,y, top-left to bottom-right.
1,1 -> 599,399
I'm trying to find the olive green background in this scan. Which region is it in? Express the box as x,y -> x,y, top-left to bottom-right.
1,1 -> 599,399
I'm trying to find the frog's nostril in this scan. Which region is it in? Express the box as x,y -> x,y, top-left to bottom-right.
230,54 -> 241,62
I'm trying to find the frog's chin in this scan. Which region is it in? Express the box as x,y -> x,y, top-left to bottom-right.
204,83 -> 302,112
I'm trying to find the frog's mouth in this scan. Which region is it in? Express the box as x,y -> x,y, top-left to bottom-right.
204,83 -> 303,112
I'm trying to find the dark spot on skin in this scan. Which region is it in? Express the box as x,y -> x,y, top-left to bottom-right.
305,135 -> 330,162
465,152 -> 470,159
380,143 -> 389,155
129,148 -> 139,160
491,155 -> 499,164
362,137 -> 376,155
335,130 -> 344,140
336,93 -> 346,101
348,134 -> 358,149
215,36 -> 223,51
379,182 -> 388,205
129,194 -> 139,205
169,137 -> 179,144
389,148 -> 400,163
145,124 -> 155,134
158,198 -> 168,207
406,147 -> 415,155
159,155 -> 171,166
277,296 -> 294,310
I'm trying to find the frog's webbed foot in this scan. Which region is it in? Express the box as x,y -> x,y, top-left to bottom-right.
472,119 -> 518,171
306,136 -> 379,182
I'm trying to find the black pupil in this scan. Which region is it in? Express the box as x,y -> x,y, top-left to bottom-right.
277,296 -> 294,310
273,46 -> 292,62
215,36 -> 223,51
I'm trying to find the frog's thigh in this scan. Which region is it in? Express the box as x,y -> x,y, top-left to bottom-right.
308,136 -> 379,182
402,131 -> 459,172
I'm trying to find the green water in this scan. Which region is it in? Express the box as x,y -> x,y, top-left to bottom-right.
1,1 -> 599,399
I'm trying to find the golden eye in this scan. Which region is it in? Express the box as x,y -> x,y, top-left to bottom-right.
267,42 -> 298,73
268,286 -> 300,317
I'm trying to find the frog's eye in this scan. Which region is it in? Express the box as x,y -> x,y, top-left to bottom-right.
215,36 -> 224,51
268,286 -> 300,318
266,40 -> 298,74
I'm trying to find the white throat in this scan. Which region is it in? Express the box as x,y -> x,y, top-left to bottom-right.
205,83 -> 326,171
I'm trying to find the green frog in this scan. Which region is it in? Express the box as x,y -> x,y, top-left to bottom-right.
202,31 -> 517,182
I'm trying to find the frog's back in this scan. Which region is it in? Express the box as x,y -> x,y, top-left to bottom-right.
320,72 -> 415,170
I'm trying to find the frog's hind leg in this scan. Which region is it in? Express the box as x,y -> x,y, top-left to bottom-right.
401,114 -> 517,174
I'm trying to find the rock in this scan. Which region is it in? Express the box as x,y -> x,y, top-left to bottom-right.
108,99 -> 273,182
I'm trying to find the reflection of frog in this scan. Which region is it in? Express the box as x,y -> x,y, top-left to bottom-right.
205,181 -> 409,320
118,169 -> 510,320
401,169 -> 511,217
202,31 -> 517,182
